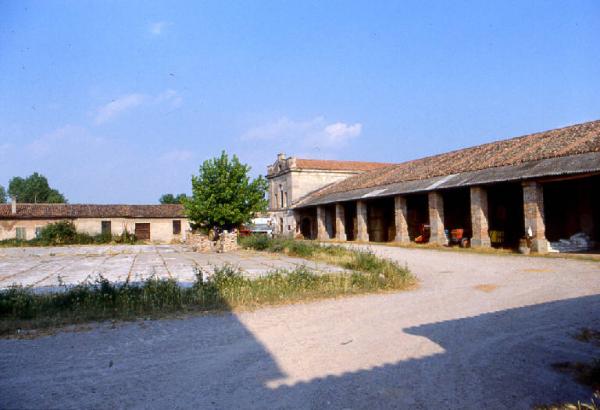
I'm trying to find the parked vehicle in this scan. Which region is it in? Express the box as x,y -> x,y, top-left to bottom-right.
241,217 -> 274,237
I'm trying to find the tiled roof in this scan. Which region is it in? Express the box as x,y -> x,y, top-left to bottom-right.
309,119 -> 600,200
294,158 -> 394,172
0,204 -> 186,219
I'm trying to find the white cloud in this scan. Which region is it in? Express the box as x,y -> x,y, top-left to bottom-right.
1,124 -> 196,203
94,94 -> 146,125
241,116 -> 362,149
149,21 -> 170,35
238,117 -> 363,174
324,122 -> 362,144
93,90 -> 182,125
160,149 -> 193,162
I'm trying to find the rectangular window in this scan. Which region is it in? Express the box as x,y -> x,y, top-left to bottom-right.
284,192 -> 288,208
274,193 -> 279,209
16,227 -> 26,240
280,190 -> 284,208
101,221 -> 112,235
173,220 -> 181,235
35,226 -> 43,238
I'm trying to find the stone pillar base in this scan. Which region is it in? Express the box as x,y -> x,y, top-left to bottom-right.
471,238 -> 491,248
430,235 -> 448,246
531,238 -> 549,254
394,234 -> 410,244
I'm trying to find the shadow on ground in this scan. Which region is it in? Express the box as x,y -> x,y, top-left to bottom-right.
1,295 -> 599,409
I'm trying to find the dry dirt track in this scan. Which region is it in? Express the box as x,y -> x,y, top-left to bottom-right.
1,245 -> 600,409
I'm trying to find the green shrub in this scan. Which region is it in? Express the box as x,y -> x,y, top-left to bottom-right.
238,235 -> 271,250
114,229 -> 137,244
38,220 -> 78,244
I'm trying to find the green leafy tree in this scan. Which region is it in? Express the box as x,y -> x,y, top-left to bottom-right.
159,193 -> 188,204
0,185 -> 6,203
185,151 -> 268,230
8,172 -> 67,203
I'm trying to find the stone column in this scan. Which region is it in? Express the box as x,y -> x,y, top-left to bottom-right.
470,186 -> 491,248
335,204 -> 347,241
522,181 -> 548,253
428,191 -> 446,245
356,201 -> 369,242
393,196 -> 410,244
316,206 -> 328,240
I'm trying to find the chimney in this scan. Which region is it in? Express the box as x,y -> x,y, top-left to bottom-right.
11,196 -> 16,215
277,153 -> 286,162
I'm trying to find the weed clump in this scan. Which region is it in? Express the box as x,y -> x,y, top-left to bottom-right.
239,236 -> 412,289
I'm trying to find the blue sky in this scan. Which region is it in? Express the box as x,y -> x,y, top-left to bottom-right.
1,1 -> 599,204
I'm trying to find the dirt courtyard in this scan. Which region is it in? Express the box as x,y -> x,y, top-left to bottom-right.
1,245 -> 599,409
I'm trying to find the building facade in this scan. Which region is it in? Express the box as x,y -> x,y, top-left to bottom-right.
0,203 -> 190,243
266,153 -> 392,236
273,120 -> 600,253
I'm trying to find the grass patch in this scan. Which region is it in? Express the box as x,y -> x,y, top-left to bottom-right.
239,236 -> 414,290
535,393 -> 599,410
1,249 -> 413,337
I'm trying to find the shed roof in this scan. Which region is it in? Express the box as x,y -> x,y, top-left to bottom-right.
0,204 -> 186,220
298,119 -> 600,207
294,158 -> 394,172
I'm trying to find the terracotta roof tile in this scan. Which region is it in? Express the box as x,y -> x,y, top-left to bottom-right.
311,119 -> 600,199
294,158 -> 393,172
0,204 -> 186,219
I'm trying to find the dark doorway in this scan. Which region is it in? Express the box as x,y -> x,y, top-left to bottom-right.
101,220 -> 111,236
135,223 -> 151,240
367,198 -> 395,242
343,202 -> 356,241
325,205 -> 336,239
296,208 -> 317,240
300,217 -> 312,239
406,194 -> 429,241
173,220 -> 182,235
543,175 -> 600,243
442,188 -> 472,240
487,183 -> 524,248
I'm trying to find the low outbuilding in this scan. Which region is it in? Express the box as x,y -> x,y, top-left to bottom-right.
0,202 -> 190,243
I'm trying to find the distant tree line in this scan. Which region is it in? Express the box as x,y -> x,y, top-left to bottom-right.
0,152 -> 268,234
0,172 -> 67,204
159,193 -> 188,204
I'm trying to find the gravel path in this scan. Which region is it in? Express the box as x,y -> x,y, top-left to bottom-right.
1,245 -> 599,409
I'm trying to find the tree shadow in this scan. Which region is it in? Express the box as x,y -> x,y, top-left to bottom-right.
1,295 -> 599,409
266,295 -> 600,408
